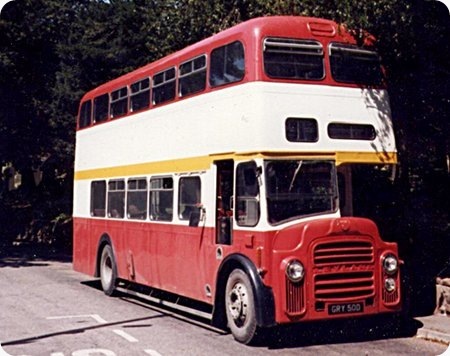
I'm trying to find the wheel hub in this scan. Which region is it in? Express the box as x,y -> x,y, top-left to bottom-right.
228,282 -> 248,324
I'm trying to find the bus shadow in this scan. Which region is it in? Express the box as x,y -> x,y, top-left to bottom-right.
263,315 -> 421,349
80,279 -> 421,348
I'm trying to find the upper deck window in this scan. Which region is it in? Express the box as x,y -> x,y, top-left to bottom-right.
210,41 -> 245,87
329,43 -> 383,85
263,38 -> 324,80
130,78 -> 150,112
179,55 -> 207,97
110,87 -> 128,118
153,67 -> 176,105
79,100 -> 92,129
94,93 -> 109,123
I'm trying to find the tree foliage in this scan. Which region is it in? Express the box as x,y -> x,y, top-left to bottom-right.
0,0 -> 448,295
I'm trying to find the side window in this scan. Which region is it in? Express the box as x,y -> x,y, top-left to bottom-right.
150,177 -> 173,221
235,161 -> 260,226
263,38 -> 324,80
91,180 -> 106,217
179,55 -> 207,97
286,118 -> 318,142
153,67 -> 176,105
209,41 -> 245,87
108,180 -> 125,218
130,78 -> 150,112
79,101 -> 92,129
110,87 -> 128,118
127,178 -> 147,220
94,93 -> 109,123
178,177 -> 201,220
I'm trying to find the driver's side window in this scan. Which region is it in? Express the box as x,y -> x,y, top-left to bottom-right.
235,161 -> 260,226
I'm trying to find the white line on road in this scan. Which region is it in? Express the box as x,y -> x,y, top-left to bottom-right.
46,314 -> 108,324
144,350 -> 163,356
112,329 -> 139,343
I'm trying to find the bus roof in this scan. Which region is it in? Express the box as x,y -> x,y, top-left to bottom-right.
81,16 -> 358,101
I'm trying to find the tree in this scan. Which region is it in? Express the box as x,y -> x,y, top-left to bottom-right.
0,2 -> 448,303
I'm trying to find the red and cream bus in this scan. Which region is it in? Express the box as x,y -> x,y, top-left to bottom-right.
73,16 -> 402,344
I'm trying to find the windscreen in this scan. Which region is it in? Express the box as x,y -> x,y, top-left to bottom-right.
265,160 -> 337,224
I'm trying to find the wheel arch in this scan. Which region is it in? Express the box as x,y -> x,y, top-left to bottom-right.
212,253 -> 275,329
94,233 -> 114,277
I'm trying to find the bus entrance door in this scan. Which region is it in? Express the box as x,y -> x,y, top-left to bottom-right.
215,160 -> 234,245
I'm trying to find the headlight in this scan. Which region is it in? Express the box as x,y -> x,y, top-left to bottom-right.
385,278 -> 396,292
286,260 -> 305,282
383,254 -> 398,275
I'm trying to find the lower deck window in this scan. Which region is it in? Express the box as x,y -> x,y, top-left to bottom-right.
91,180 -> 106,217
150,177 -> 173,221
108,180 -> 125,218
178,177 -> 201,220
127,179 -> 147,220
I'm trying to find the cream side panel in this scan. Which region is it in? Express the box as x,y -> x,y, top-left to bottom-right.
73,180 -> 91,217
74,82 -> 396,173
257,84 -> 396,154
74,84 -> 263,172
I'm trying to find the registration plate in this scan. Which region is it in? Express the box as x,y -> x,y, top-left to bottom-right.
328,302 -> 364,315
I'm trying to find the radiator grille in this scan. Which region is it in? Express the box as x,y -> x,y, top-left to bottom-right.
314,240 -> 374,265
314,271 -> 374,300
383,288 -> 399,304
313,239 -> 375,300
285,278 -> 305,314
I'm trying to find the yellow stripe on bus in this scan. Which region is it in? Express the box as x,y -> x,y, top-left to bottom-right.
74,151 -> 397,180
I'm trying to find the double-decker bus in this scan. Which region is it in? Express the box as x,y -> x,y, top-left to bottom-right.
73,16 -> 402,344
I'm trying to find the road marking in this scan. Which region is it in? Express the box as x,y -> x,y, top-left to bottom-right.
112,329 -> 139,343
72,349 -> 116,356
144,350 -> 163,356
46,314 -> 107,324
50,353 -> 65,356
90,314 -> 108,324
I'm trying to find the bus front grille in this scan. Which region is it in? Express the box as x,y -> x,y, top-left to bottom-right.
313,240 -> 374,265
285,277 -> 305,315
313,239 -> 375,300
314,271 -> 375,300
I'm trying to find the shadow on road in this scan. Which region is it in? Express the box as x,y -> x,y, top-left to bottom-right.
0,243 -> 71,268
82,277 -> 422,348
258,315 -> 422,349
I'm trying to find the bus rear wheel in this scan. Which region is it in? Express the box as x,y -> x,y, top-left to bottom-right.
225,269 -> 258,344
100,245 -> 117,296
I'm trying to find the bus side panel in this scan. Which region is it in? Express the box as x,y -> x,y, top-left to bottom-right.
73,217 -> 96,276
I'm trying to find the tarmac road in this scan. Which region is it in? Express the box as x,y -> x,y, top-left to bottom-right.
0,255 -> 447,356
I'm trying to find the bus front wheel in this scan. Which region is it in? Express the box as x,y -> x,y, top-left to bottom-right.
100,245 -> 117,296
225,269 -> 258,344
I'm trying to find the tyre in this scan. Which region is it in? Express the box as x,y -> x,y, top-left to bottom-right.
100,244 -> 117,296
225,269 -> 258,344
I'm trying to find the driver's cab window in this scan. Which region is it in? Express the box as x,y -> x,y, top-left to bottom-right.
235,161 -> 260,226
